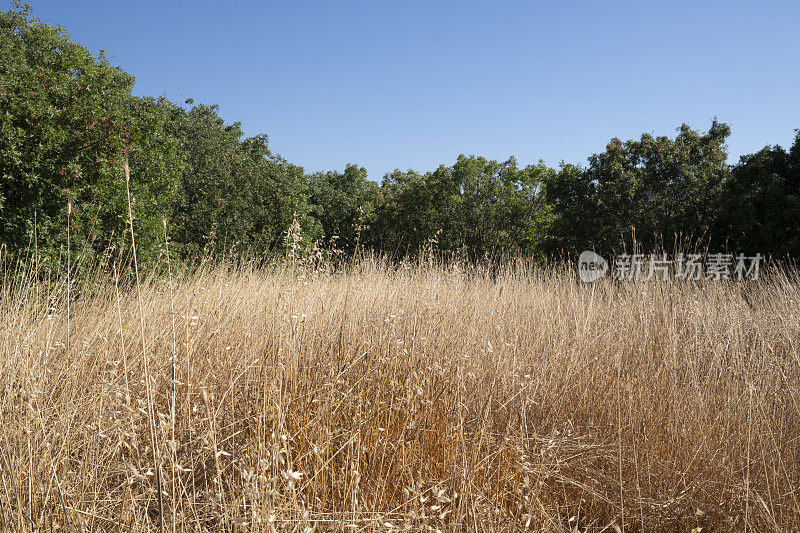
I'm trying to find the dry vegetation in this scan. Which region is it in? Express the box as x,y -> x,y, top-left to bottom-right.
0,254 -> 799,531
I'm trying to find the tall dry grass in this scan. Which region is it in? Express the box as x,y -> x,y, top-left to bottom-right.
0,256 -> 798,531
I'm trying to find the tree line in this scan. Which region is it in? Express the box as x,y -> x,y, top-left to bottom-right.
2,3 -> 798,267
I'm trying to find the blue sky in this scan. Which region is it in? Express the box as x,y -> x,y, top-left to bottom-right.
25,0 -> 800,179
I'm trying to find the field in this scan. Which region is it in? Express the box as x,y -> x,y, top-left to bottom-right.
0,257 -> 798,531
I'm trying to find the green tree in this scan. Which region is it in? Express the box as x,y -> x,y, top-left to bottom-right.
453,155 -> 549,258
715,131 -> 800,257
371,168 -> 435,254
0,2 -> 136,259
90,96 -> 184,264
308,164 -> 378,253
373,156 -> 549,258
169,101 -> 317,259
544,121 -> 731,255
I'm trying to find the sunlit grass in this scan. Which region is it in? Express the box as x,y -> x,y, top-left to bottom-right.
0,256 -> 798,531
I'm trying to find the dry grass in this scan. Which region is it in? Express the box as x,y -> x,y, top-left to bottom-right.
1,256 -> 799,531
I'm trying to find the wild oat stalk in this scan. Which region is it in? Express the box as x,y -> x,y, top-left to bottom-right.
123,158 -> 164,532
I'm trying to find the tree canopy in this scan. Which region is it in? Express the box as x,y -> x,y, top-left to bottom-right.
1,2 -> 798,266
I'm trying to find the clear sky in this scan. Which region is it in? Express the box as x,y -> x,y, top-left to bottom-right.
24,0 -> 800,179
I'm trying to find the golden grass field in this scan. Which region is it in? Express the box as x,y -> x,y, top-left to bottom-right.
1,256 -> 798,531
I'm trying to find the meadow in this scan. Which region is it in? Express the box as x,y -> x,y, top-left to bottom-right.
0,255 -> 798,531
